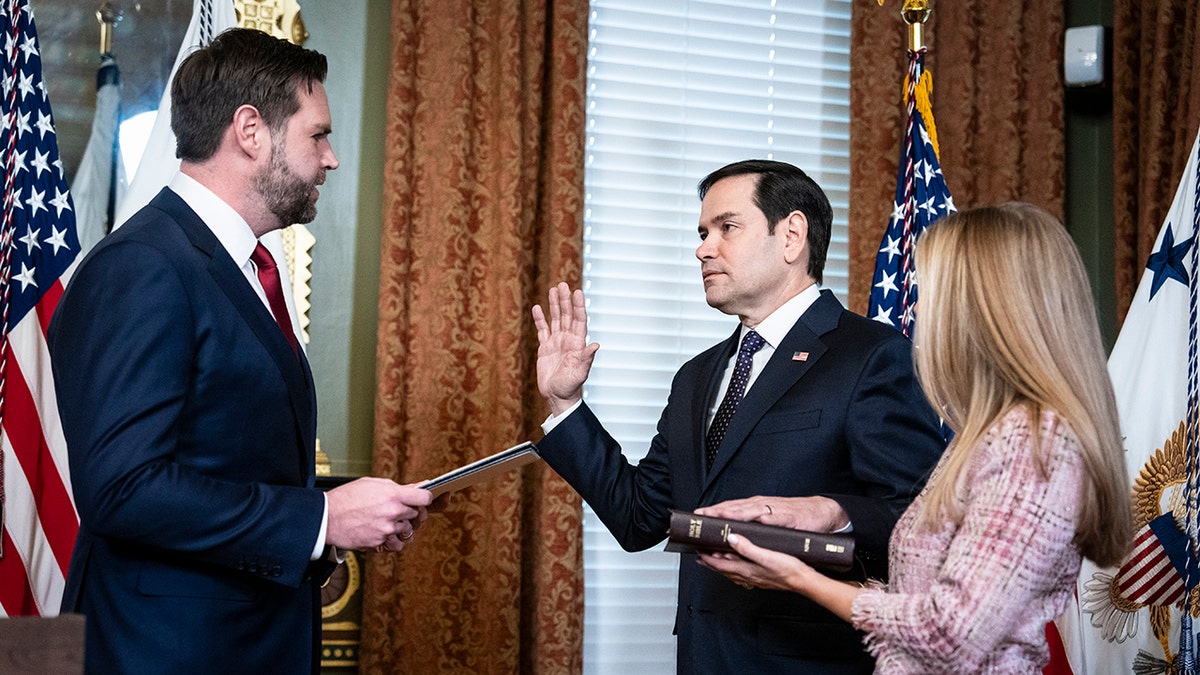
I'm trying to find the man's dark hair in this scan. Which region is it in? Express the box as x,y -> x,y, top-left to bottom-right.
696,159 -> 833,284
171,28 -> 328,162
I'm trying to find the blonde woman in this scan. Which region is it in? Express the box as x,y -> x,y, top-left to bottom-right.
697,202 -> 1131,673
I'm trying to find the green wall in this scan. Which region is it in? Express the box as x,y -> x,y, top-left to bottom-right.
1064,0 -> 1117,350
304,1 -> 390,477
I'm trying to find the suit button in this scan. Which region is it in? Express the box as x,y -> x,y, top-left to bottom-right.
237,561 -> 246,571
687,605 -> 693,616
271,565 -> 282,577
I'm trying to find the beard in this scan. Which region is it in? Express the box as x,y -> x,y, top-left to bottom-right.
253,138 -> 323,226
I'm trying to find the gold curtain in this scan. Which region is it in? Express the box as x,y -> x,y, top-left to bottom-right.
848,1 -> 1065,313
1113,0 -> 1200,324
361,1 -> 588,672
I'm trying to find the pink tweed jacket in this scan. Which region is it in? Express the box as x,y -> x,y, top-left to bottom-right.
851,406 -> 1084,673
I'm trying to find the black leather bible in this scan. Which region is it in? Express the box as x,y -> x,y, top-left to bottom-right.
664,509 -> 855,572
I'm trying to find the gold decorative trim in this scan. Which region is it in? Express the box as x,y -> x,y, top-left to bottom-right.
234,0 -> 308,45
321,550 -> 360,619
320,639 -> 359,668
281,224 -> 315,344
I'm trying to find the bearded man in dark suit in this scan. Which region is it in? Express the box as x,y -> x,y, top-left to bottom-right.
531,159 -> 945,673
50,28 -> 431,674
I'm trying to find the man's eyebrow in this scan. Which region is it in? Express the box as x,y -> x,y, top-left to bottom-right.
700,211 -> 738,228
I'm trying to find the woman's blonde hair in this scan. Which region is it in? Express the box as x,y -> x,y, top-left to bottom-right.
912,202 -> 1131,567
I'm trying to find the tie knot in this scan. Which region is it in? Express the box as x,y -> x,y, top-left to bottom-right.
740,330 -> 766,356
251,242 -> 276,271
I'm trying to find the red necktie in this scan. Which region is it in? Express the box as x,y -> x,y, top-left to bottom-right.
251,242 -> 299,356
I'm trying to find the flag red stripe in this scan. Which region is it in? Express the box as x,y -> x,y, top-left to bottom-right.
1117,545 -> 1167,592
1120,551 -> 1184,605
1116,533 -> 1168,588
0,528 -> 40,616
1120,552 -> 1171,594
4,344 -> 78,575
1119,544 -> 1171,586
35,279 -> 63,337
1122,529 -> 1159,566
1139,565 -> 1184,606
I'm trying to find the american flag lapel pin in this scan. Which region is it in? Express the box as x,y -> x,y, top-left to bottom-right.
792,351 -> 809,362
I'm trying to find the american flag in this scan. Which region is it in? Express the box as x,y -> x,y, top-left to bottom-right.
868,48 -> 955,338
0,0 -> 81,617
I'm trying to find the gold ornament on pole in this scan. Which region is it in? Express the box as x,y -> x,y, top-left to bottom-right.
876,0 -> 934,52
96,2 -> 118,55
902,0 -> 932,52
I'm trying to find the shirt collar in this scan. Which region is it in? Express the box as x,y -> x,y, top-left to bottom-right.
169,172 -> 258,268
740,284 -> 822,348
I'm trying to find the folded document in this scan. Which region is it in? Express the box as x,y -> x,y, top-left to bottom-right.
421,441 -> 540,498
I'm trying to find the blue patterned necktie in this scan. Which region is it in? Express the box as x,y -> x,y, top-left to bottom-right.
705,330 -> 767,471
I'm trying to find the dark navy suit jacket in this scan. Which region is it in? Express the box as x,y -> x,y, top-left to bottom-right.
538,290 -> 945,674
49,188 -> 327,673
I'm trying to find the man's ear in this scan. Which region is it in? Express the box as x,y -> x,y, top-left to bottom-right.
781,210 -> 809,265
230,104 -> 267,159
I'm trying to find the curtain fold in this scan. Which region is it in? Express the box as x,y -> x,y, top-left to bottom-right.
849,0 -> 1065,314
362,1 -> 588,672
1112,0 -> 1200,324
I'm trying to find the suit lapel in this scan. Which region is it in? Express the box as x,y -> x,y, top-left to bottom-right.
701,291 -> 843,493
157,189 -> 316,477
688,328 -> 740,491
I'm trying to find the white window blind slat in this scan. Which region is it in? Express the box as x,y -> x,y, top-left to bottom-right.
582,2 -> 851,671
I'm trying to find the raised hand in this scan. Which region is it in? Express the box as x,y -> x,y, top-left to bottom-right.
531,282 -> 600,415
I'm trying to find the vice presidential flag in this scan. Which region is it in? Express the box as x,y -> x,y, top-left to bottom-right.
1056,128 -> 1200,674
0,0 -> 82,616
868,47 -> 955,338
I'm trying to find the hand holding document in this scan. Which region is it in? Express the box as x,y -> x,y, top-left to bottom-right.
421,442 -> 541,498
